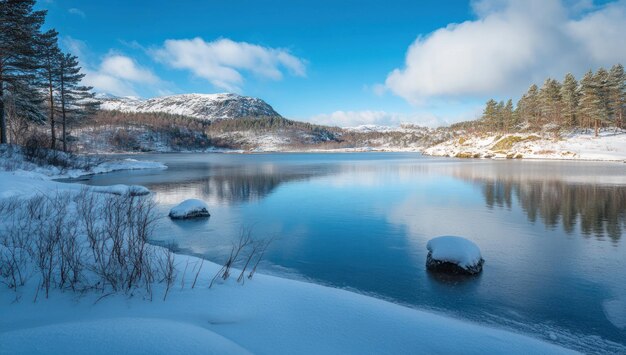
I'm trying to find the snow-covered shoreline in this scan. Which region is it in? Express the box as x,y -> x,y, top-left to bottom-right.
77,130 -> 626,162
423,130 -> 626,162
0,145 -> 167,180
0,151 -> 582,354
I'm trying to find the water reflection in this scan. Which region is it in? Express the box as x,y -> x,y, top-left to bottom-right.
481,180 -> 625,241
431,160 -> 626,242
77,154 -> 626,351
150,168 -> 323,205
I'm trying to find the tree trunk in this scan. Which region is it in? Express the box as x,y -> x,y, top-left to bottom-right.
60,67 -> 67,152
48,69 -> 56,150
0,79 -> 6,144
594,118 -> 599,137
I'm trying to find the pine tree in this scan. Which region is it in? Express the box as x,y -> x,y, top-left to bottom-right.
560,73 -> 579,128
38,29 -> 61,149
494,100 -> 504,131
482,99 -> 498,130
579,70 -> 601,135
539,78 -> 562,128
56,53 -> 99,152
517,84 -> 540,128
593,68 -> 611,134
504,99 -> 515,131
0,0 -> 46,144
607,64 -> 625,129
5,78 -> 44,144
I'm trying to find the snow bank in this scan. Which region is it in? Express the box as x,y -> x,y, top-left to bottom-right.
0,145 -> 167,179
0,318 -> 249,355
423,130 -> 626,162
0,252 -> 576,355
91,184 -> 150,196
169,199 -> 210,219
86,158 -> 167,176
426,236 -> 484,274
0,172 -> 149,199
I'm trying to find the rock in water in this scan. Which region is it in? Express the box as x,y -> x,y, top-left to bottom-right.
169,199 -> 211,219
426,236 -> 484,275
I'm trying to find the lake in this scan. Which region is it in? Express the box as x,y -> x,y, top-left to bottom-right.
79,153 -> 626,352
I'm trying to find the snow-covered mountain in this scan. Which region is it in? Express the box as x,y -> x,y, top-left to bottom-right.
343,124 -> 432,134
98,93 -> 281,121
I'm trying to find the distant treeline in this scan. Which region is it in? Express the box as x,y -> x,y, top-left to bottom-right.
76,110 -> 444,152
454,65 -> 625,135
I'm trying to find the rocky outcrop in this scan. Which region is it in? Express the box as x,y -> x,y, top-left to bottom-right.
426,236 -> 484,275
169,199 -> 211,219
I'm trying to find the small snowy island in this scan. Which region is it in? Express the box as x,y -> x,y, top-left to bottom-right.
426,236 -> 485,275
169,199 -> 211,219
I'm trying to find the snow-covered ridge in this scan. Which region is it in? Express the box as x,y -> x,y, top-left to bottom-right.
98,93 -> 281,121
343,123 -> 432,133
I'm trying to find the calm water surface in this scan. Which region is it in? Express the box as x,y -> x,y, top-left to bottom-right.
80,153 -> 626,352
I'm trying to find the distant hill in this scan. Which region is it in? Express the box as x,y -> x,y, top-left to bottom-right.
97,93 -> 281,121
77,92 -> 443,153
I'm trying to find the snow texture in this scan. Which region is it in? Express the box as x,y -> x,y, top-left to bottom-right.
99,93 -> 280,121
0,145 -> 166,178
424,130 -> 626,162
91,184 -> 150,196
427,236 -> 483,269
169,198 -> 211,219
87,159 -> 167,177
0,318 -> 249,355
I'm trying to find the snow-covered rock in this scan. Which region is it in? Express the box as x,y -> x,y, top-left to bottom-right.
426,236 -> 484,275
91,184 -> 150,196
169,199 -> 211,219
99,93 -> 281,121
89,159 -> 167,176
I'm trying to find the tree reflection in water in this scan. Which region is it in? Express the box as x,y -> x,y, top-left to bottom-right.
480,179 -> 625,242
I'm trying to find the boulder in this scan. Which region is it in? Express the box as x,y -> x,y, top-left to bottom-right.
169,199 -> 210,219
426,236 -> 484,275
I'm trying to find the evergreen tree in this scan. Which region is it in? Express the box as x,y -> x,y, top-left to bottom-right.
56,53 -> 99,152
607,64 -> 625,128
0,0 -> 46,144
495,100 -> 505,131
579,70 -> 601,135
593,68 -> 611,134
482,99 -> 498,130
4,79 -> 44,144
517,84 -> 540,127
37,29 -> 61,149
504,99 -> 515,131
539,78 -> 562,127
560,73 -> 579,128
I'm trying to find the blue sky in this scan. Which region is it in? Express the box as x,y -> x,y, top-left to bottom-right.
38,0 -> 626,127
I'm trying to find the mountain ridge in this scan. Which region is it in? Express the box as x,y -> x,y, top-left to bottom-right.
98,93 -> 281,121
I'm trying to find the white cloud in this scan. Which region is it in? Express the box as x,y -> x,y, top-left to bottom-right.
100,55 -> 159,84
63,37 -> 163,97
68,8 -> 85,18
308,110 -> 473,128
152,37 -> 306,92
385,0 -> 626,104
84,54 -> 161,97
